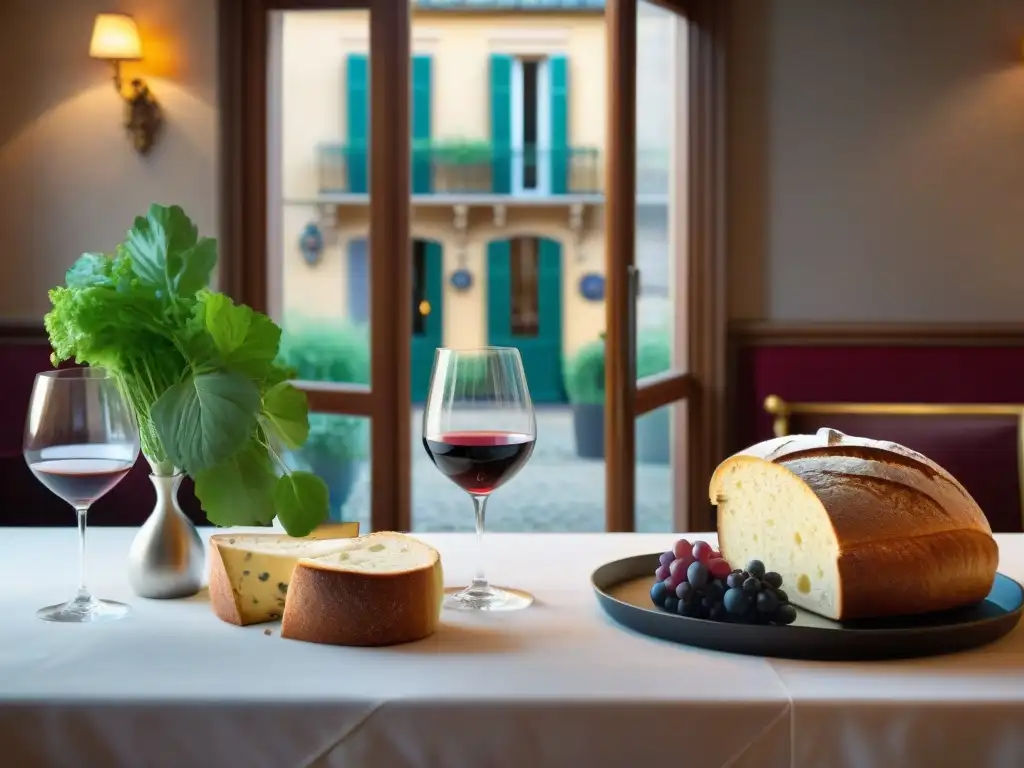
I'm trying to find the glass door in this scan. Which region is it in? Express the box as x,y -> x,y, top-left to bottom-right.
262,0 -> 412,533
605,0 -> 692,532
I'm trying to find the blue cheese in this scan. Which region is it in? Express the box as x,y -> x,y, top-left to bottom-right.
208,523 -> 359,626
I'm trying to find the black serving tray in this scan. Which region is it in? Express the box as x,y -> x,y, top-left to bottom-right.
593,553 -> 1024,661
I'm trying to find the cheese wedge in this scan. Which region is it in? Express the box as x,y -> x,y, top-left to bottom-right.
281,531 -> 444,647
208,522 -> 360,626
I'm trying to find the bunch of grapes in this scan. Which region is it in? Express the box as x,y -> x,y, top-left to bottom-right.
650,538 -> 797,626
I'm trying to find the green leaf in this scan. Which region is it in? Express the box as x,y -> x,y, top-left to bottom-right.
274,471 -> 329,537
66,253 -> 114,288
124,204 -> 215,301
151,370 -> 260,474
194,441 -> 277,526
203,292 -> 252,356
224,312 -> 281,378
260,382 -> 309,450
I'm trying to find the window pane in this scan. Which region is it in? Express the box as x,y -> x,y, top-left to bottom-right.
272,9 -> 372,387
635,402 -> 684,532
635,1 -> 687,381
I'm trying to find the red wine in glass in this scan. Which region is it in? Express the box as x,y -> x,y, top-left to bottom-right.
29,457 -> 134,508
423,431 -> 535,495
423,346 -> 536,612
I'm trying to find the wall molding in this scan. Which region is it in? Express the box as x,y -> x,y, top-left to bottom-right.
730,320 -> 1024,347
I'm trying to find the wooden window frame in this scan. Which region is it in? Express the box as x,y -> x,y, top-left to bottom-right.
219,0 -> 726,534
219,0 -> 411,533
604,0 -> 727,532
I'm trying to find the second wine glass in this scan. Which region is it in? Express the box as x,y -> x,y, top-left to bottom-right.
24,367 -> 140,622
422,347 -> 536,611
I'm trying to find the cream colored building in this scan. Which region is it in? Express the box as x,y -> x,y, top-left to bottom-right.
271,3 -> 677,402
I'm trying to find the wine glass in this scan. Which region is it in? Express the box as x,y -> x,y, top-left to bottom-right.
24,367 -> 140,622
422,347 -> 536,611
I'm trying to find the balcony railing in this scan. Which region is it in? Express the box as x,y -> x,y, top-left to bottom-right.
316,142 -> 603,197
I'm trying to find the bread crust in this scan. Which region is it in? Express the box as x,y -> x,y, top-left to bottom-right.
207,541 -> 244,626
281,546 -> 443,647
712,428 -> 999,620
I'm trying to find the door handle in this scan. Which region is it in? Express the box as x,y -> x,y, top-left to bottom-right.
627,265 -> 639,389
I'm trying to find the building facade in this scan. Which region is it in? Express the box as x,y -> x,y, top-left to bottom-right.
274,3 -> 677,402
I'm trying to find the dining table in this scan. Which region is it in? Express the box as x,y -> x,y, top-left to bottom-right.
2,527 -> 1023,768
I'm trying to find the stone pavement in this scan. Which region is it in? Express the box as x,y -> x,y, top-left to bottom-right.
343,407 -> 673,533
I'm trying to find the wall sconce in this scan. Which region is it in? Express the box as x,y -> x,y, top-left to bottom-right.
90,13 -> 163,155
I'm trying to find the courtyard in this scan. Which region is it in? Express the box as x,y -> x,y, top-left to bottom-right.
342,406 -> 673,533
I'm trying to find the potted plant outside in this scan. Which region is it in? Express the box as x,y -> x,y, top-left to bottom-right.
430,138 -> 493,193
563,332 -> 673,462
564,338 -> 606,460
278,320 -> 370,521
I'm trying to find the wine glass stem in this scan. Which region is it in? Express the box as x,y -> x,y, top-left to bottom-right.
75,506 -> 91,601
471,494 -> 489,589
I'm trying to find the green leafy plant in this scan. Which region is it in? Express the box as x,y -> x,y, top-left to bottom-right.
563,331 -> 672,405
44,204 -> 330,537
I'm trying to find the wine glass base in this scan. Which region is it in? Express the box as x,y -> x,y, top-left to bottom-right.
37,597 -> 131,623
444,585 -> 534,612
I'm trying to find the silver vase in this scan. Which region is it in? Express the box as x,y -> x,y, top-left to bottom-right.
127,462 -> 205,599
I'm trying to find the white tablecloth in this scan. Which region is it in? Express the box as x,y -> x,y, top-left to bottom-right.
1,528 -> 1023,768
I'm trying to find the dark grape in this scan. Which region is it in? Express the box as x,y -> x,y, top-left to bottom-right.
663,596 -> 679,614
723,587 -> 750,614
776,588 -> 789,604
761,580 -> 775,592
701,595 -> 717,610
747,560 -> 766,579
709,603 -> 727,621
659,551 -> 675,568
764,571 -> 783,589
775,603 -> 798,625
680,599 -> 701,618
742,576 -> 761,595
687,561 -> 710,588
651,581 -> 668,607
756,590 -> 779,614
727,572 -> 746,589
705,580 -> 725,601
676,581 -> 693,602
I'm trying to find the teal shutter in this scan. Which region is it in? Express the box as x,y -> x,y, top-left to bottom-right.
549,56 -> 569,195
486,240 -> 512,339
411,55 -> 432,194
536,238 -> 565,401
489,55 -> 513,195
346,54 -> 369,194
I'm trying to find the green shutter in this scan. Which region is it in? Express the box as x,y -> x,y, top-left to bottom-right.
549,56 -> 569,195
412,55 -> 432,194
486,239 -> 512,338
346,54 -> 369,194
490,55 -> 513,195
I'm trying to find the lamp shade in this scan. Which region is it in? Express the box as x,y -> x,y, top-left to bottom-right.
89,13 -> 143,61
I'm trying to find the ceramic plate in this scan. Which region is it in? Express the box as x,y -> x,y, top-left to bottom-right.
592,553 -> 1024,661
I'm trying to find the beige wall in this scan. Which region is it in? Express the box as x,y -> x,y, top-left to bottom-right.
0,0 -> 218,320
728,0 -> 1024,323
276,10 -> 609,355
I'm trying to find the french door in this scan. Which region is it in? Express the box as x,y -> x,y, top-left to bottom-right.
222,0 -> 412,533
604,0 -> 725,533
221,0 -> 725,534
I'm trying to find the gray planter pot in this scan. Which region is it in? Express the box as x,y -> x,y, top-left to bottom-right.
571,402 -> 605,460
636,408 -> 670,465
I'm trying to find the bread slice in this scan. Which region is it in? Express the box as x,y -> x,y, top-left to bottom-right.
208,522 -> 360,626
710,428 -> 998,620
281,531 -> 444,647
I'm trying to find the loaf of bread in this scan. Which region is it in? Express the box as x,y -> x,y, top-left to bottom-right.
208,522 -> 361,626
281,531 -> 444,647
709,428 -> 998,620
